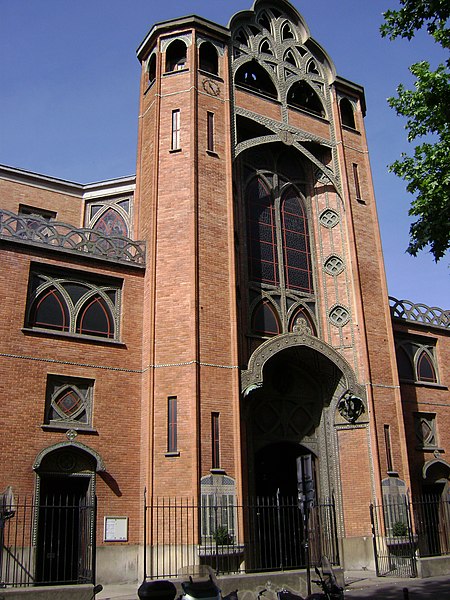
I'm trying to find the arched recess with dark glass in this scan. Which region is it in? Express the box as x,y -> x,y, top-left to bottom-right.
396,345 -> 414,381
76,295 -> 115,339
284,49 -> 297,67
235,60 -> 278,99
258,12 -> 271,33
281,189 -> 312,293
252,299 -> 280,336
287,81 -> 325,117
92,207 -> 128,237
30,287 -> 69,332
165,39 -> 187,72
246,177 -> 278,286
281,21 -> 295,40
417,349 -> 437,383
199,42 -> 218,75
340,97 -> 356,129
235,29 -> 249,46
259,39 -> 273,55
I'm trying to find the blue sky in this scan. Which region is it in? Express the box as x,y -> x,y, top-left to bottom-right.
0,0 -> 448,309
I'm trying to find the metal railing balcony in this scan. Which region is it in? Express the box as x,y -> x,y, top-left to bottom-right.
0,209 -> 146,268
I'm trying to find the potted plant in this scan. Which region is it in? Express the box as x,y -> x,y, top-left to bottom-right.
212,525 -> 233,546
392,520 -> 408,537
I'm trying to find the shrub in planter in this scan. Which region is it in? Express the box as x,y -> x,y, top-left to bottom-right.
392,521 -> 408,537
213,526 -> 233,545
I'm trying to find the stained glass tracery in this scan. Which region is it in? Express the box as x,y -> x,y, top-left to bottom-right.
28,270 -> 119,340
246,177 -> 312,294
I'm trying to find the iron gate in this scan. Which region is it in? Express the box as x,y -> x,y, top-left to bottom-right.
370,499 -> 417,578
1,494 -> 96,587
143,492 -> 339,579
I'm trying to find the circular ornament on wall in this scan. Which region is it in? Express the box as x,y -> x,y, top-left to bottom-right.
57,451 -> 77,472
278,129 -> 294,145
202,78 -> 220,96
324,255 -> 344,276
319,208 -> 340,228
329,305 -> 350,327
338,391 -> 365,424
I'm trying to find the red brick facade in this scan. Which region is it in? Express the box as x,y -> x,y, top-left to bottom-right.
0,0 -> 448,586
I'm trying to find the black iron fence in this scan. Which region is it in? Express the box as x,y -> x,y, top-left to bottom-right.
414,495 -> 450,558
143,494 -> 339,579
370,495 -> 450,578
0,494 -> 95,587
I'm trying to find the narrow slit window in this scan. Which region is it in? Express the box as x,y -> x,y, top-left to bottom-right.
147,54 -> 156,86
212,412 -> 220,469
171,109 -> 181,151
384,424 -> 394,473
207,112 -> 214,152
168,396 -> 178,453
353,163 -> 362,201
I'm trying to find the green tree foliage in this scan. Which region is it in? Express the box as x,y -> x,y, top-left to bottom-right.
381,0 -> 450,260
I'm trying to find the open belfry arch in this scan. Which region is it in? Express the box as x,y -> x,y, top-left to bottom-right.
134,0 -> 410,568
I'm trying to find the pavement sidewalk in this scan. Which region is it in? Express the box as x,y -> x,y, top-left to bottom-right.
344,570 -> 449,599
96,571 -> 450,599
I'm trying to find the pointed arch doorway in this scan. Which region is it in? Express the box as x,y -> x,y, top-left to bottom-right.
34,443 -> 104,585
241,334 -> 365,571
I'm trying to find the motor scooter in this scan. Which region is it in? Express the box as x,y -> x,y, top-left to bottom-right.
262,559 -> 343,600
181,574 -> 222,600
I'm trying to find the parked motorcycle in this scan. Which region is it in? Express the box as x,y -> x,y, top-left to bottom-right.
181,574 -> 222,600
277,567 -> 344,600
311,562 -> 344,600
260,559 -> 343,600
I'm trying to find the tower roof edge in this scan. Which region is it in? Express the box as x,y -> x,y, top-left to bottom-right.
137,15 -> 230,62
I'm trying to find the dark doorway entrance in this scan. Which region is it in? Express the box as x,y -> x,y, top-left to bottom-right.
420,482 -> 446,556
247,442 -> 316,571
36,475 -> 93,584
255,442 -> 316,498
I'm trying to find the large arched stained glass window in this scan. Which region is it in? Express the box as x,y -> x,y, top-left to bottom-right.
27,269 -> 120,341
395,342 -> 438,383
281,189 -> 312,293
247,178 -> 279,286
246,177 -> 313,294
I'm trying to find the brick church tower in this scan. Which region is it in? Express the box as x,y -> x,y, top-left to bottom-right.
135,16 -> 241,499
135,0 -> 410,566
